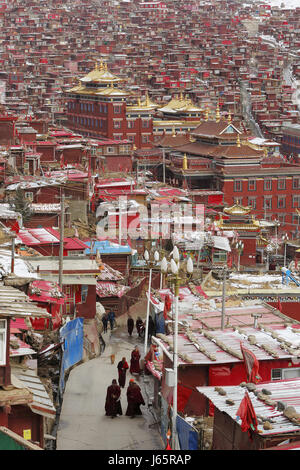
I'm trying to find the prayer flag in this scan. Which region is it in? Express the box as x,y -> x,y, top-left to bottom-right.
240,342 -> 261,383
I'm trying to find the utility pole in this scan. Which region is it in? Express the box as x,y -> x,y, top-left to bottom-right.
59,192 -> 65,291
11,236 -> 15,274
221,267 -> 227,330
162,147 -> 166,184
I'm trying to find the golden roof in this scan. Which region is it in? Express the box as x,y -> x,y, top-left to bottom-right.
67,62 -> 130,97
80,62 -> 123,84
158,94 -> 202,114
127,92 -> 158,111
223,204 -> 252,216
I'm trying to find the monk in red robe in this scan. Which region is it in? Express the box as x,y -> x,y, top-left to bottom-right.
130,346 -> 141,375
125,379 -> 145,418
105,379 -> 122,418
117,357 -> 129,388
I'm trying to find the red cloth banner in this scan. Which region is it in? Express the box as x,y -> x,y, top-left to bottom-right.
236,391 -> 258,439
240,342 -> 261,383
163,293 -> 172,319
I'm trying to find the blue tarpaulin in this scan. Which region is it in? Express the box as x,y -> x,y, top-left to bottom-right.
176,415 -> 198,450
59,318 -> 84,396
155,311 -> 165,334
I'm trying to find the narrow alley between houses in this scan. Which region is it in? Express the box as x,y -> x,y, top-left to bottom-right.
56,315 -> 164,451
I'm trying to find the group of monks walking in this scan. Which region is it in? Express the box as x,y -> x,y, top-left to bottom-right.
105,345 -> 145,419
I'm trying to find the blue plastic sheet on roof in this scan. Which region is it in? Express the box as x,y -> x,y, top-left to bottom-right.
84,240 -> 131,255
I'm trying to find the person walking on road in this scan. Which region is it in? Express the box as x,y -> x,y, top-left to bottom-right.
127,315 -> 134,337
125,379 -> 145,419
136,316 -> 144,337
117,357 -> 129,388
108,310 -> 115,330
105,379 -> 122,419
102,313 -> 108,333
129,346 -> 141,375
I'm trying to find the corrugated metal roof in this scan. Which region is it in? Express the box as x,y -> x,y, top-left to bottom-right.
154,324 -> 300,366
0,284 -> 51,319
197,379 -> 300,437
12,367 -> 56,419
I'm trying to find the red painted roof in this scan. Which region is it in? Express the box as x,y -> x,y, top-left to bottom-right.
28,280 -> 65,305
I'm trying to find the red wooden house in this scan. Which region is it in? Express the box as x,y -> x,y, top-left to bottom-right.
151,298 -> 300,417
0,285 -> 53,448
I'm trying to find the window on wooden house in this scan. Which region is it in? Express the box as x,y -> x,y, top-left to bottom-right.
272,367 -> 300,381
277,196 -> 286,209
264,178 -> 272,191
293,177 -> 300,189
0,319 -> 7,366
248,197 -> 256,209
264,196 -> 272,209
25,192 -> 33,201
248,179 -> 256,191
234,180 -> 242,192
277,178 -> 286,190
293,195 -> 300,208
212,251 -> 227,263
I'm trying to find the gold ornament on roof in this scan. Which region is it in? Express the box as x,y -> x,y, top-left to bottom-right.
227,112 -> 232,123
204,107 -> 209,121
237,134 -> 241,148
145,91 -> 150,107
216,103 -> 220,123
172,127 -> 176,137
182,153 -> 188,171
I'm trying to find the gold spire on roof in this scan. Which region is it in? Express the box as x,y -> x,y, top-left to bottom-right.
204,107 -> 209,121
237,133 -> 241,147
95,61 -> 99,71
215,103 -> 220,123
172,127 -> 176,137
182,153 -> 188,171
145,91 -> 150,107
180,91 -> 184,101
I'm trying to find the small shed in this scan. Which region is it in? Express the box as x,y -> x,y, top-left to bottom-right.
197,379 -> 300,450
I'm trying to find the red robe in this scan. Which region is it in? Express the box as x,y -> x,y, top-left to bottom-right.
117,360 -> 129,388
130,350 -> 141,374
125,383 -> 145,416
127,318 -> 134,336
105,384 -> 122,417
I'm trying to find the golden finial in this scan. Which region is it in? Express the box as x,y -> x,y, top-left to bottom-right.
95,61 -> 99,71
99,61 -> 104,70
237,133 -> 241,148
137,97 -> 141,107
104,62 -> 108,71
172,127 -> 176,137
182,153 -> 188,171
204,107 -> 209,121
145,91 -> 150,107
216,103 -> 220,123
180,91 -> 183,101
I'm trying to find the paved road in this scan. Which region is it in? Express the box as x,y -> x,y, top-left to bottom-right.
56,324 -> 164,450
